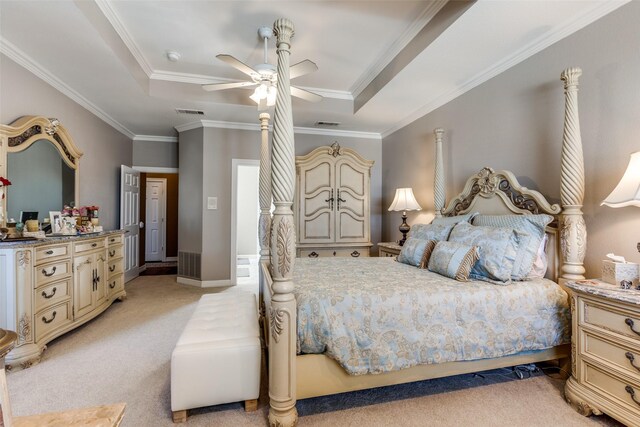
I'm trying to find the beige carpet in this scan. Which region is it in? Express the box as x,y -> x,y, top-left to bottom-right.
6,275 -> 623,426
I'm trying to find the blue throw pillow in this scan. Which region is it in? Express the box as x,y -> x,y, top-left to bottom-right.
397,238 -> 437,268
427,241 -> 479,281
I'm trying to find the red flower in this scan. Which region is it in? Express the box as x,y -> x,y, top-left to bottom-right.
0,176 -> 11,187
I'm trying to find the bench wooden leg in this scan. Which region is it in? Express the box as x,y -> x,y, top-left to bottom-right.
244,399 -> 258,412
172,409 -> 188,423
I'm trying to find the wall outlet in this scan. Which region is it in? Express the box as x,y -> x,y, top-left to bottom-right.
637,242 -> 640,253
207,197 -> 217,210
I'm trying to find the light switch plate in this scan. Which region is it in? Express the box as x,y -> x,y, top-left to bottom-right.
207,197 -> 217,210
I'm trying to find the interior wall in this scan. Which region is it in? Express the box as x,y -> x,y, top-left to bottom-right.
0,54 -> 132,230
179,125 -> 381,282
133,139 -> 178,168
236,164 -> 259,256
177,127 -> 204,258
382,1 -> 640,277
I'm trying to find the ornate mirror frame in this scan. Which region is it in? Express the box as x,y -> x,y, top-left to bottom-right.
0,116 -> 83,227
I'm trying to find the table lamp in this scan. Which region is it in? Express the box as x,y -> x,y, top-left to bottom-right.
602,151 -> 640,252
388,188 -> 422,246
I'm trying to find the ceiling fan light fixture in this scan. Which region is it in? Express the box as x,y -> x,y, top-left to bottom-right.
266,86 -> 277,106
250,84 -> 268,104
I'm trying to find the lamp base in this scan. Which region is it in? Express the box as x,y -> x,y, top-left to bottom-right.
398,212 -> 410,246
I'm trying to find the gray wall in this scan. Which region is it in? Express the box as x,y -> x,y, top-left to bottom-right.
177,128 -> 204,254
236,164 -> 260,256
133,139 -> 178,168
382,1 -> 640,277
1,54 -> 132,230
179,126 -> 381,282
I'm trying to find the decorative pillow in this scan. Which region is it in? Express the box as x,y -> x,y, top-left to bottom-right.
427,241 -> 479,281
448,222 -> 522,284
527,235 -> 549,279
472,214 -> 553,280
431,212 -> 479,227
397,238 -> 436,268
407,223 -> 454,241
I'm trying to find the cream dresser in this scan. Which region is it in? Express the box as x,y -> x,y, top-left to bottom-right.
0,231 -> 125,370
295,142 -> 374,258
565,280 -> 640,425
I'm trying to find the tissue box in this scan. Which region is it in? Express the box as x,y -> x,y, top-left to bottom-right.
602,260 -> 639,287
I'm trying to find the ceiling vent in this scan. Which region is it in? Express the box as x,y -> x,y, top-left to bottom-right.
315,121 -> 340,127
175,108 -> 205,115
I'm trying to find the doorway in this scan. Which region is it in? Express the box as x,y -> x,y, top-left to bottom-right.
231,160 -> 260,287
145,178 -> 166,262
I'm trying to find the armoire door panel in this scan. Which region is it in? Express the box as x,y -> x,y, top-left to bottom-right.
338,212 -> 367,241
303,190 -> 333,217
303,212 -> 333,242
304,162 -> 333,194
337,162 -> 366,196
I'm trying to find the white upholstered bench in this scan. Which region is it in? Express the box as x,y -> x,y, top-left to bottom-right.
171,290 -> 261,423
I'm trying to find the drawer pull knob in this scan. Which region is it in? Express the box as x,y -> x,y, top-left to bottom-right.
625,352 -> 640,372
109,281 -> 116,289
42,311 -> 57,324
42,287 -> 57,299
45,250 -> 54,255
626,385 -> 640,406
351,251 -> 360,257
109,265 -> 116,272
110,238 -> 115,242
308,251 -> 319,258
42,266 -> 57,277
109,250 -> 116,257
91,243 -> 97,247
333,251 -> 336,256
625,318 -> 640,336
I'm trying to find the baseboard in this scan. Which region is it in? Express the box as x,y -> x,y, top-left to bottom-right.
177,276 -> 232,288
138,265 -> 147,273
165,256 -> 177,262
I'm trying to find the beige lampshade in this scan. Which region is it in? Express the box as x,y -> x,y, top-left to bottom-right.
388,188 -> 422,212
602,151 -> 640,208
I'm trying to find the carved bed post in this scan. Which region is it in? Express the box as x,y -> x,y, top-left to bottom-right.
559,67 -> 586,282
258,112 -> 271,322
268,18 -> 298,427
434,128 -> 445,217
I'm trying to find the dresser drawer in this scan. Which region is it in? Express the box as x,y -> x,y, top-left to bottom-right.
74,238 -> 105,254
107,259 -> 123,278
35,301 -> 72,342
35,244 -> 70,264
582,329 -> 640,379
107,276 -> 124,295
108,245 -> 123,260
107,234 -> 123,246
35,279 -> 71,312
298,248 -> 370,258
581,299 -> 640,342
35,260 -> 71,287
581,361 -> 640,415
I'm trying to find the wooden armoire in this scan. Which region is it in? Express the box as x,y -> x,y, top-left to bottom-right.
295,142 -> 374,258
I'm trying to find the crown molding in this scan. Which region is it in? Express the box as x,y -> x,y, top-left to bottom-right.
95,0 -> 153,77
0,37 -> 135,139
350,0 -> 447,97
381,0 -> 630,139
176,120 -> 381,140
133,135 -> 178,143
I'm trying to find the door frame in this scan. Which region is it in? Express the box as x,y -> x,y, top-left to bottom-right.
145,177 -> 167,262
231,159 -> 260,285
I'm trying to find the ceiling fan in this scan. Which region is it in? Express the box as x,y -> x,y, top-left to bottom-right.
202,26 -> 322,110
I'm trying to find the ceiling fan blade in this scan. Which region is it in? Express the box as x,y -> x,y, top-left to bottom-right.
202,81 -> 256,92
291,86 -> 323,103
289,60 -> 318,79
216,54 -> 258,77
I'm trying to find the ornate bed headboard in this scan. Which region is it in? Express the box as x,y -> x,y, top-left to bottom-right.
441,166 -> 562,281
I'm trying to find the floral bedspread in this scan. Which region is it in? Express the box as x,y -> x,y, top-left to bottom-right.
293,257 -> 570,375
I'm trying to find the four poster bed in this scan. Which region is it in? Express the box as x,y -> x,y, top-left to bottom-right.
259,19 -> 587,427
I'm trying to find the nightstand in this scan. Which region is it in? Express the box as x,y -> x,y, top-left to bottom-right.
378,242 -> 401,258
565,279 -> 640,426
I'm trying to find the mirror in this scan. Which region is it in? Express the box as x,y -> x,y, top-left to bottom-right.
0,116 -> 82,227
7,139 -> 75,222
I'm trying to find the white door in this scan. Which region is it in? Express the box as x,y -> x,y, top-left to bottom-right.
120,166 -> 140,283
145,178 -> 166,262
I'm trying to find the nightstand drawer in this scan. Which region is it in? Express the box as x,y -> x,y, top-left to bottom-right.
582,329 -> 640,380
581,299 -> 640,342
379,248 -> 398,258
581,361 -> 640,416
